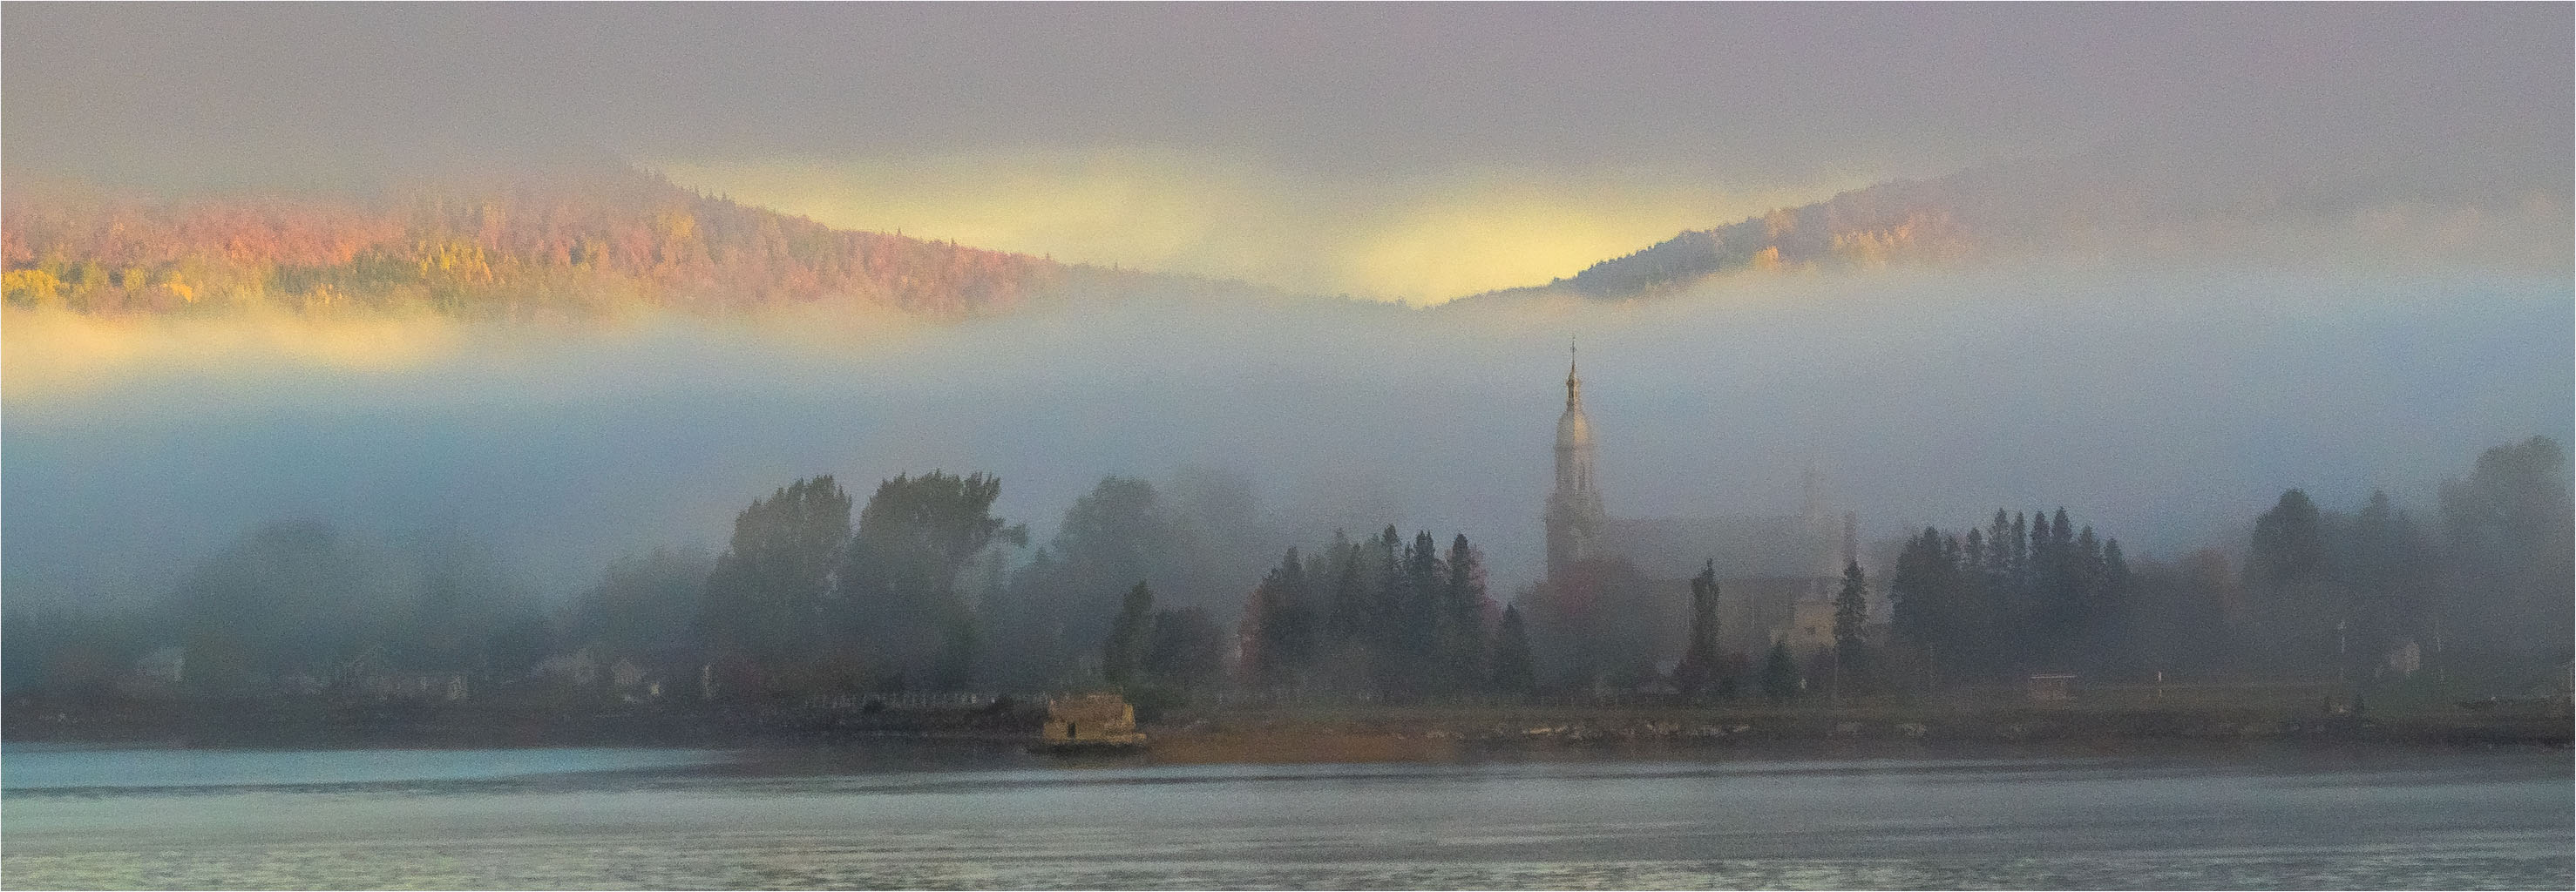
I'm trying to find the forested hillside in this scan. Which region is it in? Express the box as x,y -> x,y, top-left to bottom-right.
1,165 -> 1150,319
1468,138 -> 2569,304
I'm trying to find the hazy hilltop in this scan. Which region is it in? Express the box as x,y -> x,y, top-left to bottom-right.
0,162 -> 1209,320
1465,132 -> 2573,305
10,128 -> 2566,321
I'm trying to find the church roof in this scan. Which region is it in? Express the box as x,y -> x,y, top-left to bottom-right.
1604,515 -> 1834,579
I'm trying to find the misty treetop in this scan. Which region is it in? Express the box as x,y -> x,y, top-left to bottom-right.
2232,436 -> 2573,679
566,546 -> 711,658
702,476 -> 851,667
700,471 -> 1030,694
1874,438 -> 2573,692
1669,561 -> 1725,698
576,469 -> 1265,698
1235,527 -> 1503,699
6,436 -> 2566,710
2436,436 -> 2575,654
843,472 -> 1027,679
976,470 -> 1284,691
29,520 -> 555,699
1887,507 -> 2132,684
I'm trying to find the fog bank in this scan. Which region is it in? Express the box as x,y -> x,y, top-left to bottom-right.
3,264 -> 2567,614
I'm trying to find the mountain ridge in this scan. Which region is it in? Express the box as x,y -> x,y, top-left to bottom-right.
0,163 -> 1243,320
1454,137 -> 2572,306
8,139 -> 2562,321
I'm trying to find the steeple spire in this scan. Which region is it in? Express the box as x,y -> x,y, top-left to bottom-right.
1565,338 -> 1581,409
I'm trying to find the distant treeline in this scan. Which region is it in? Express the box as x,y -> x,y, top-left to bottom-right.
0,166 -> 1143,320
4,437 -> 2566,711
1234,529 -> 1534,699
1887,507 -> 2133,683
1881,436 -> 2573,692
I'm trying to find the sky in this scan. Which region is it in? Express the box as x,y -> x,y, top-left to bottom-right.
5,3 -> 2568,301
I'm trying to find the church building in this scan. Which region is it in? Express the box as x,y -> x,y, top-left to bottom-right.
1540,348 -> 1877,664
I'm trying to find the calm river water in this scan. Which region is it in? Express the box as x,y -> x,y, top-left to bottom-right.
2,743 -> 2567,889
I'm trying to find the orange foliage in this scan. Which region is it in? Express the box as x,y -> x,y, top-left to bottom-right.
1,166 -> 1095,319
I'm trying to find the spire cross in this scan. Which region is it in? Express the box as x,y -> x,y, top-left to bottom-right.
1565,337 -> 1582,408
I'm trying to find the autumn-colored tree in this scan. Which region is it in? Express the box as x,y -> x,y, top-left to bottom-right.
0,165 -> 1130,319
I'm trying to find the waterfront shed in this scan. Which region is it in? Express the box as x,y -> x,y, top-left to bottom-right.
1043,693 -> 1143,744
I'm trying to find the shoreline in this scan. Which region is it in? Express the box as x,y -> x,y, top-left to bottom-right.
6,699 -> 2566,758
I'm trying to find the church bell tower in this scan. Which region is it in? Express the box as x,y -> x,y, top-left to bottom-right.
1545,343 -> 1608,581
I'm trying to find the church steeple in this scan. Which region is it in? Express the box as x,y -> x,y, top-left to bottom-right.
1566,340 -> 1582,410
1546,340 -> 1606,582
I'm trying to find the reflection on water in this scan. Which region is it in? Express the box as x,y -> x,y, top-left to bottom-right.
3,744 -> 2567,889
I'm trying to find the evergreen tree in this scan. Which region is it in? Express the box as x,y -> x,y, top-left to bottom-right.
1968,523 -> 1989,675
1320,538 -> 1377,693
2093,537 -> 2134,674
1834,560 -> 1868,651
1102,582 -> 1155,688
1144,606 -> 1227,690
1007,476 -> 1172,684
2250,490 -> 2326,584
2074,524 -> 2104,608
2248,489 -> 2334,672
1372,527 -> 1405,664
1394,530 -> 1445,693
2342,490 -> 2430,673
1673,560 -> 1725,698
2009,512 -> 2030,586
1985,510 -> 2014,583
2030,505 -> 2057,590
2015,508 -> 2050,662
1440,535 -> 1488,693
1889,528 -> 1946,662
1244,548 -> 1315,689
1325,537 -> 1367,652
2049,510 -> 2078,633
1760,640 -> 1800,701
1967,521 -> 2003,675
1489,605 -> 1538,696
1887,508 -> 2150,685
982,547 -> 1065,689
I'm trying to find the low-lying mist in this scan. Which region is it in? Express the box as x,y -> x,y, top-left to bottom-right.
3,261 -> 2567,620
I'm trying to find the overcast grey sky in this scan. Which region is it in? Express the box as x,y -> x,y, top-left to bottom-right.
8,3 -> 2567,182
